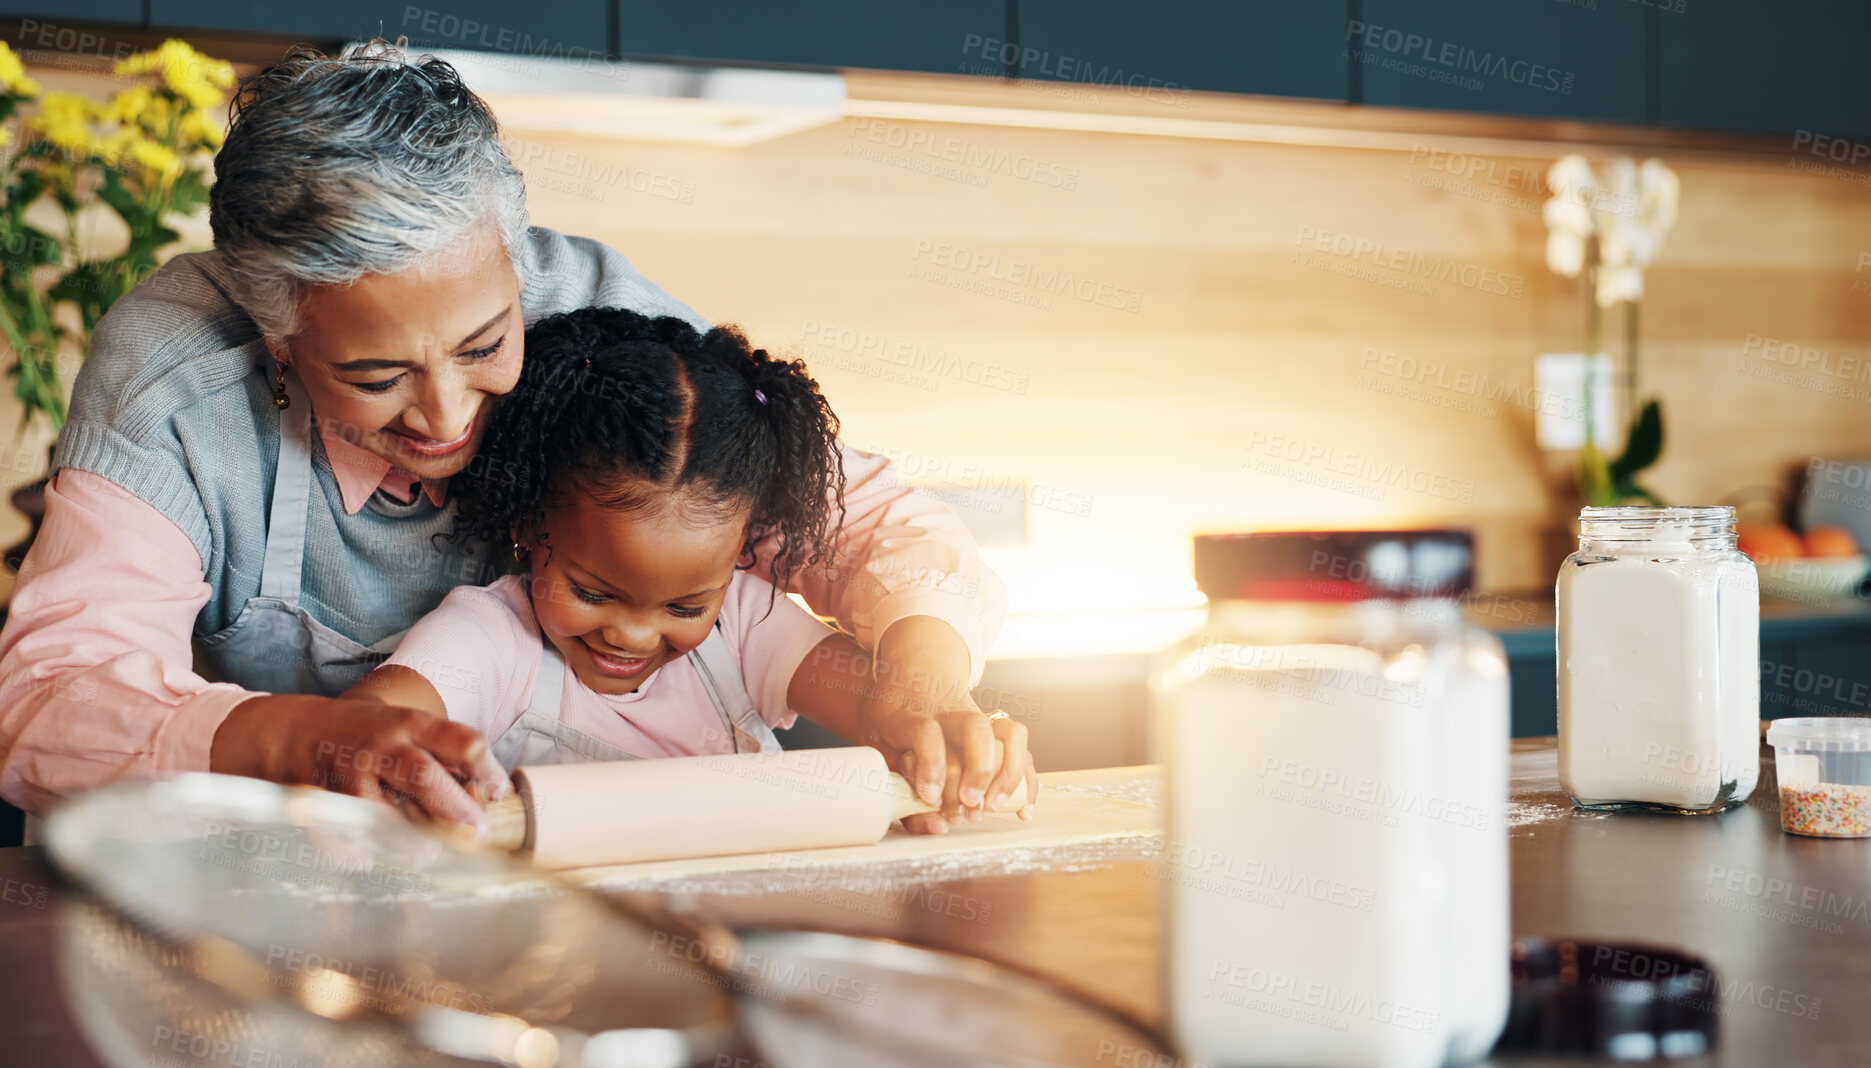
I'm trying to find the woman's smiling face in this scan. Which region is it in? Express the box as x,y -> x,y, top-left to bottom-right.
277,223 -> 525,481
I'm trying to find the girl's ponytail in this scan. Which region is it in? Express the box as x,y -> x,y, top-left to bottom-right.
722,336 -> 846,596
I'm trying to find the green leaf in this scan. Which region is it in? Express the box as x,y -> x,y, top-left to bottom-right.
1608,400 -> 1664,485
125,222 -> 180,260
167,168 -> 211,215
5,167 -> 46,212
94,167 -> 139,219
48,264 -> 111,332
0,222 -> 62,268
1578,441 -> 1617,507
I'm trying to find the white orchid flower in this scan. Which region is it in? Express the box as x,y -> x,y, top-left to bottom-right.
1544,194 -> 1594,238
1547,230 -> 1587,277
1547,154 -> 1598,203
1594,157 -> 1638,226
1630,159 -> 1680,267
1596,262 -> 1644,307
1597,217 -> 1633,269
1545,155 -> 1602,280
1544,154 -> 1679,293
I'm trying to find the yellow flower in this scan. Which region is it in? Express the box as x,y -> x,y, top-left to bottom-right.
93,127 -> 139,169
117,39 -> 233,113
0,41 -> 39,98
175,81 -> 223,113
30,92 -> 94,154
177,108 -> 225,150
129,137 -> 180,181
103,85 -> 154,127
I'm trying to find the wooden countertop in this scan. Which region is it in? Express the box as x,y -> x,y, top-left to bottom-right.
2,740 -> 1866,1065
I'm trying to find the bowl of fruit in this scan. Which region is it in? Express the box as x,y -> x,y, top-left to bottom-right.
1737,522 -> 1870,602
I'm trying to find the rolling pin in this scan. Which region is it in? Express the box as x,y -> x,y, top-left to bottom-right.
482,747 -> 1022,870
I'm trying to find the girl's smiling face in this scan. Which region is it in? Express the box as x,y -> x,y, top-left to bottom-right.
527,488 -> 751,696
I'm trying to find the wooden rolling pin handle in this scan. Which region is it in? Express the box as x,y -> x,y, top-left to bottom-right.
485,790 -> 529,853
477,769 -> 1022,854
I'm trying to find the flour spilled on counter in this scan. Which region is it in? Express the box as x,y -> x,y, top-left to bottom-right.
1505,800 -> 1611,832
1040,776 -> 1161,809
1506,801 -> 1570,828
591,834 -> 1163,897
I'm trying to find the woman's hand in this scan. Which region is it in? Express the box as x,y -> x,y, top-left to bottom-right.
860,617 -> 1038,834
210,692 -> 510,833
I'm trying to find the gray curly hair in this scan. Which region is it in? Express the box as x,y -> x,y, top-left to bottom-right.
209,41 -> 529,341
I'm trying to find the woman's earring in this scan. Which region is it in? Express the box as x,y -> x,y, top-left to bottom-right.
512,541 -> 525,562
272,361 -> 290,411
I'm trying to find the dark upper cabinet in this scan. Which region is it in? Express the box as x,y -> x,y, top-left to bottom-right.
615,2 -> 1004,75
0,2 -> 139,21
1357,0 -> 1646,123
147,1 -> 608,55
1659,2 -> 1871,141
1016,1 -> 1347,102
16,1 -> 1871,142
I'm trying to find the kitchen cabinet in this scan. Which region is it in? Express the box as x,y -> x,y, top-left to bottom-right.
1014,0 -> 1348,102
0,2 -> 138,22
1498,627 -> 1559,739
1658,0 -> 1871,141
615,2 -> 1004,75
147,1 -> 609,56
26,1 -> 1871,143
1356,0 -> 1646,122
1772,634 -> 1871,719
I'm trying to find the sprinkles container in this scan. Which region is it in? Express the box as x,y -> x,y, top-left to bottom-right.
1765,718 -> 1871,838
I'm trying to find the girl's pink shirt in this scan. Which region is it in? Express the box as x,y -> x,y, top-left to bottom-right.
0,431 -> 999,814
387,573 -> 832,758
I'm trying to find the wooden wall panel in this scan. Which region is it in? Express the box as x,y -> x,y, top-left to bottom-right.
514,112 -> 1871,603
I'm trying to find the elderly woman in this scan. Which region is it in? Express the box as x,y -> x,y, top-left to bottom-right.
0,44 -> 1013,833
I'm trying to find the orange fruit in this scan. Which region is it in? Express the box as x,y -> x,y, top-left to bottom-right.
1737,521 -> 1804,561
1803,525 -> 1860,558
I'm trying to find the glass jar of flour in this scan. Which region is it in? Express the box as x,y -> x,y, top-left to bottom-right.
1153,531 -> 1509,1068
1557,506 -> 1760,813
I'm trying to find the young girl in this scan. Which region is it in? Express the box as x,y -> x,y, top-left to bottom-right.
344,307 -> 1034,834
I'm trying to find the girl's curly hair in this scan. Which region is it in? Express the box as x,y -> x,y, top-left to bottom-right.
451,307 -> 845,596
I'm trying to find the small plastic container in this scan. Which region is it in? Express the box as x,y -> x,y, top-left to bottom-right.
1765,718 -> 1871,838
